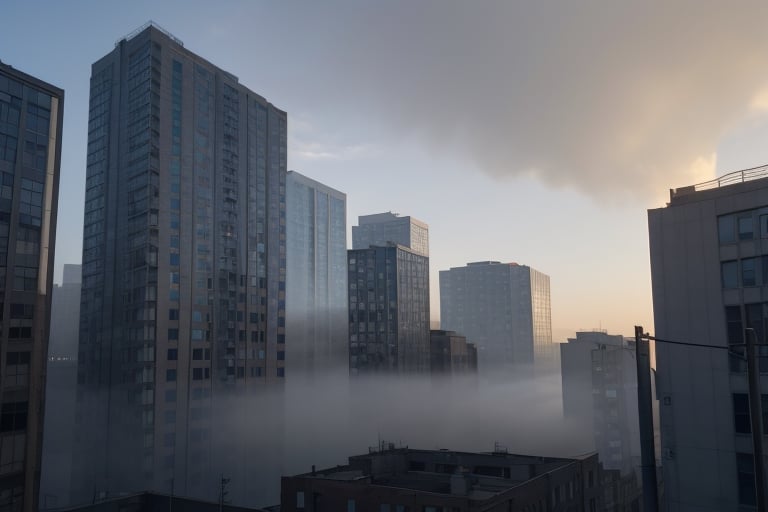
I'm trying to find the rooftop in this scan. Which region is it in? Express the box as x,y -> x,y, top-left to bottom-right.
116,20 -> 184,47
293,447 -> 591,501
669,164 -> 768,201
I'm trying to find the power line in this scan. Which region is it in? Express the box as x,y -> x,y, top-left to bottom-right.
645,335 -> 731,350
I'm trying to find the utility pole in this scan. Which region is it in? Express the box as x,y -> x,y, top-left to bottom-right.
219,475 -> 230,512
635,326 -> 659,512
745,328 -> 767,511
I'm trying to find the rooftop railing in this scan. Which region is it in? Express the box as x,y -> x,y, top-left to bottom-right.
115,21 -> 184,48
671,163 -> 768,199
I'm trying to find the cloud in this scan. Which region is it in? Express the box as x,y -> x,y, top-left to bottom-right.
264,1 -> 768,200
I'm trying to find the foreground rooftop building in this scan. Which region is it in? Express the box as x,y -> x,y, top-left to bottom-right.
73,23 -> 286,504
0,61 -> 63,512
281,446 -> 603,512
648,166 -> 768,511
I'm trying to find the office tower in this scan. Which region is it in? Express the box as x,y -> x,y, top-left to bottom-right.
352,212 -> 429,256
40,264 -> 81,508
429,330 -> 477,375
0,61 -> 63,512
560,331 -> 640,476
285,171 -> 347,374
348,245 -> 430,374
73,23 -> 286,504
439,261 -> 552,372
281,446 -> 604,512
648,168 -> 768,511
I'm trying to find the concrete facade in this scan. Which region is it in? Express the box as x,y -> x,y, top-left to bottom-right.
73,23 -> 286,505
439,262 -> 552,373
285,171 -> 347,375
280,447 -> 604,512
0,61 -> 63,512
648,170 -> 768,510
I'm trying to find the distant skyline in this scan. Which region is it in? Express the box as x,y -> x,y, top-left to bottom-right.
4,1 -> 768,338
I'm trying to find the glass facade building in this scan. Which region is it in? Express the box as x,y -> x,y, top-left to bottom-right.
285,171 -> 347,374
72,23 -> 286,504
439,261 -> 552,372
352,212 -> 429,257
348,245 -> 430,374
0,61 -> 63,512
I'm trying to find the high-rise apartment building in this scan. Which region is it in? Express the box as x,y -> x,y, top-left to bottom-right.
560,331 -> 640,476
439,261 -> 552,372
648,168 -> 768,511
285,171 -> 347,374
0,61 -> 63,512
73,23 -> 286,504
352,212 -> 429,256
348,244 -> 430,374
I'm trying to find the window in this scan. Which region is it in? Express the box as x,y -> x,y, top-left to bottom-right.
737,452 -> 757,506
169,309 -> 179,320
193,368 -> 203,380
277,367 -> 285,377
0,402 -> 27,432
725,307 -> 742,345
167,349 -> 178,361
296,492 -> 305,509
9,303 -> 32,319
4,352 -> 29,387
168,328 -> 179,341
739,216 -> 754,240
720,215 -> 736,244
165,389 -> 176,402
722,261 -> 738,288
733,393 -> 768,433
733,394 -> 751,434
348,500 -> 356,512
743,258 -> 757,287
166,369 -> 176,382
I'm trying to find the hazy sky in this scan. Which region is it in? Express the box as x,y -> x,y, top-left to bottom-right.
4,1 -> 768,338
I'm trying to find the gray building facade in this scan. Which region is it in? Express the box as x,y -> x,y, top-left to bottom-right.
73,23 -> 286,505
560,332 -> 640,476
439,261 -> 552,372
285,171 -> 347,374
0,61 -> 63,512
348,245 -> 430,374
40,264 -> 81,508
648,168 -> 768,511
47,263 -> 80,359
352,212 -> 429,257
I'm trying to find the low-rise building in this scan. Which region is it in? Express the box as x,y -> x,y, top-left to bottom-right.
281,446 -> 603,512
429,330 -> 477,375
